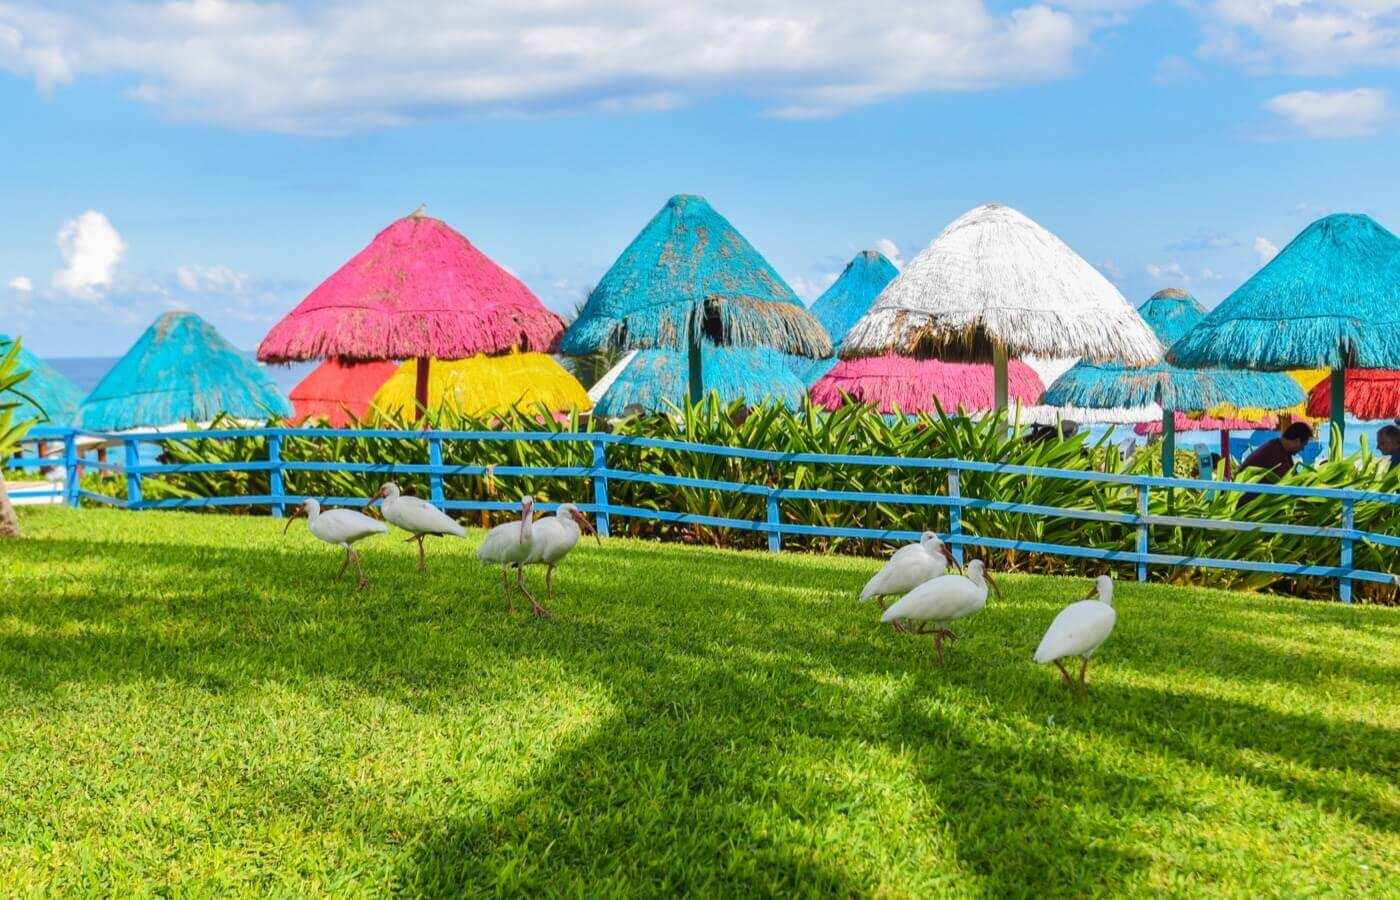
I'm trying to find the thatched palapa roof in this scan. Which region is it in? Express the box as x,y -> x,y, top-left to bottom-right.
0,335 -> 83,427
560,195 -> 830,358
1169,214 -> 1400,370
1305,370 -> 1400,421
1043,290 -> 1303,413
799,250 -> 899,384
840,204 -> 1161,364
810,353 -> 1044,415
258,207 -> 564,363
592,347 -> 806,418
372,352 -> 591,419
79,312 -> 291,431
289,359 -> 397,427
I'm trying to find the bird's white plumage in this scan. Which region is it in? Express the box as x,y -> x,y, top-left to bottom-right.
374,482 -> 465,537
1035,575 -> 1117,663
881,560 -> 992,626
861,531 -> 950,601
526,502 -> 589,567
302,500 -> 387,547
477,498 -> 536,566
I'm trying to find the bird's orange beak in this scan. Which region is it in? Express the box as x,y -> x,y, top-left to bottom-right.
363,487 -> 381,510
282,506 -> 302,535
984,568 -> 1002,600
572,508 -> 600,544
942,544 -> 961,573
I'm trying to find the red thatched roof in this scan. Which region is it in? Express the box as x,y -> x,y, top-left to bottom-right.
289,359 -> 397,426
1306,370 -> 1400,421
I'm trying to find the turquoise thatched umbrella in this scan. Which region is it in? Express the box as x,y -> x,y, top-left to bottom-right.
561,195 -> 831,403
593,346 -> 807,417
800,250 -> 899,384
0,335 -> 83,426
79,311 -> 291,431
1169,213 -> 1400,445
1044,290 -> 1303,473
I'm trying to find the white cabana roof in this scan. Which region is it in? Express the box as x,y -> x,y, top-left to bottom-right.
841,204 -> 1162,366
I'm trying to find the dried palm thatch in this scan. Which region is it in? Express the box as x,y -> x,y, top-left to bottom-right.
1169,214 -> 1400,370
1043,290 -> 1303,413
289,360 -> 398,427
840,204 -> 1161,365
560,195 -> 830,358
592,347 -> 806,417
258,209 -> 564,364
1208,369 -> 1326,423
810,353 -> 1043,415
1306,369 -> 1400,421
79,312 -> 291,431
1135,412 -> 1279,436
372,352 -> 591,419
0,335 -> 83,426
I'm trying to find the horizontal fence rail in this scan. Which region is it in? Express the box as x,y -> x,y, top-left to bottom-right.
15,425 -> 1400,603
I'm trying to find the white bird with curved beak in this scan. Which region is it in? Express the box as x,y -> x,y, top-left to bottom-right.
1035,574 -> 1117,690
365,481 -> 465,572
881,559 -> 1000,665
476,496 -> 546,617
861,531 -> 959,630
524,502 -> 599,607
283,498 -> 387,589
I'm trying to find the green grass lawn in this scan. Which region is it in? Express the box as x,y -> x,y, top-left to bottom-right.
1,508 -> 1396,896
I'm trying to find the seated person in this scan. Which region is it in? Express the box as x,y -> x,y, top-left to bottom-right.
1379,424 -> 1400,466
1237,422 -> 1314,505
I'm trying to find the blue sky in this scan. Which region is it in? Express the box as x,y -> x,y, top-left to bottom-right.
2,0 -> 1399,357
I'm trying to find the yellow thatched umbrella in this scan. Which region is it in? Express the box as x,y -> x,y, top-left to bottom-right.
372,351 -> 591,418
1206,369 -> 1326,422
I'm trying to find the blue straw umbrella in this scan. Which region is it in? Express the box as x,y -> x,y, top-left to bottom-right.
561,195 -> 830,403
1045,290 -> 1304,474
0,335 -> 83,426
800,250 -> 899,384
1169,213 -> 1400,448
592,346 -> 807,417
79,311 -> 291,430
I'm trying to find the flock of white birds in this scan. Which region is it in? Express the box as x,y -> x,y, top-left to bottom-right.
284,490 -> 1117,688
860,531 -> 1119,688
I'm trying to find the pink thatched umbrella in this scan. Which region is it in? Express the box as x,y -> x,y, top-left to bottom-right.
811,352 -> 1044,415
258,206 -> 565,416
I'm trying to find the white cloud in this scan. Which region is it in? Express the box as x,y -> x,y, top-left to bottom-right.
52,210 -> 124,298
7,276 -> 33,292
789,272 -> 839,302
1200,1 -> 1400,74
1264,88 -> 1391,137
874,238 -> 904,270
1097,259 -> 1124,284
0,1 -> 1094,133
1146,261 -> 1189,284
1253,236 -> 1279,262
175,264 -> 251,294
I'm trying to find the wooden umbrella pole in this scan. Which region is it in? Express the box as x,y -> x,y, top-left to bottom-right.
415,357 -> 431,422
1220,429 -> 1232,478
687,313 -> 704,406
1330,365 -> 1346,456
992,342 -> 1009,418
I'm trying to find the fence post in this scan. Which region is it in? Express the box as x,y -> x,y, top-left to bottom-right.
591,438 -> 610,538
1136,485 -> 1149,583
63,431 -> 79,508
427,437 -> 445,506
123,438 -> 143,509
947,469 -> 964,566
1339,499 -> 1354,604
268,434 -> 285,518
766,492 -> 781,553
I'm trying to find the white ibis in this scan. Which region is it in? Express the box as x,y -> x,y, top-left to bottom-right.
366,481 -> 465,572
1034,575 -> 1117,690
881,559 -> 1001,665
283,498 -> 387,589
860,531 -> 959,622
476,496 -> 546,617
523,502 -> 598,606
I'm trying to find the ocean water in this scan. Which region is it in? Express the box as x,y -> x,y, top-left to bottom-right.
48,356 -> 314,395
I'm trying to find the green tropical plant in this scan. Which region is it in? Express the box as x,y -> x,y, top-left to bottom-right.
0,339 -> 41,537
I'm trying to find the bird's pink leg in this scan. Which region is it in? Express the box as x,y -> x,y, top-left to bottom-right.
1078,658 -> 1090,691
932,631 -> 946,666
416,535 -> 427,573
517,566 -> 552,619
351,549 -> 369,590
336,547 -> 351,581
1054,660 -> 1075,688
546,564 -> 555,600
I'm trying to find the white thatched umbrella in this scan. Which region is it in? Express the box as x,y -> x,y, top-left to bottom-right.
841,204 -> 1162,415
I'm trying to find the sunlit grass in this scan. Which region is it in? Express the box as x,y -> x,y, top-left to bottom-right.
0,507 -> 1396,895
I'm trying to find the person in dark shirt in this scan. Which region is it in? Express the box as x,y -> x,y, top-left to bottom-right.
1237,422 -> 1313,506
1379,424 -> 1400,466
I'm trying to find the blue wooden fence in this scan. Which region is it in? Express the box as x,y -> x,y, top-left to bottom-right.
12,425 -> 1399,603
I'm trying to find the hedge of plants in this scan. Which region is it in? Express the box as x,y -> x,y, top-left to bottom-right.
84,399 -> 1399,602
